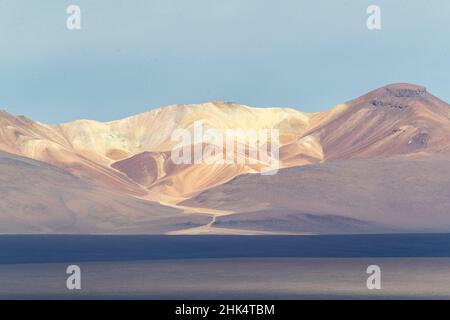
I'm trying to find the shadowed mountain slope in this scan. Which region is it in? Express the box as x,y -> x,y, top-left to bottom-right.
183,159 -> 450,234
0,151 -> 209,234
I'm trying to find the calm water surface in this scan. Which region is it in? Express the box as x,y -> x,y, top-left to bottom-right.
1,234 -> 450,299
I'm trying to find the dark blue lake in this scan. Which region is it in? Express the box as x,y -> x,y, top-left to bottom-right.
1,234 -> 450,264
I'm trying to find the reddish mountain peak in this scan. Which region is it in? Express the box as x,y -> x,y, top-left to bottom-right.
345,83 -> 434,112
381,83 -> 427,98
383,83 -> 425,89
365,83 -> 428,101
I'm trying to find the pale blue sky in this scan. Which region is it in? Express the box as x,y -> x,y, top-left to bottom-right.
0,0 -> 449,123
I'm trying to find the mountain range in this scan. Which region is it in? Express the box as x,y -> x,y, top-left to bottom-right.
1,83 -> 450,234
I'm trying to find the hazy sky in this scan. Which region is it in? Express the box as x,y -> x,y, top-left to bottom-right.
0,0 -> 449,123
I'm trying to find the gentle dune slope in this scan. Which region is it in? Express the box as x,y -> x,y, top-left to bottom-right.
0,151 -> 209,234
183,159 -> 450,234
